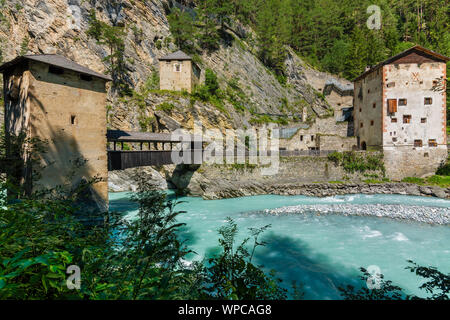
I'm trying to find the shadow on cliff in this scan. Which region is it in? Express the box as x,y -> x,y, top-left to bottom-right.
168,164 -> 201,194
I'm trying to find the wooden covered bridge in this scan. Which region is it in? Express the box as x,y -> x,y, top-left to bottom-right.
107,130 -> 205,170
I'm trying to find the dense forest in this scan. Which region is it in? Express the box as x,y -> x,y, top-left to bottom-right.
172,0 -> 449,79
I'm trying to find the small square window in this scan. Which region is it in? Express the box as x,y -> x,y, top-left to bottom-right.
421,118 -> 427,123
359,108 -> 362,112
386,82 -> 395,88
300,135 -> 303,141
414,140 -> 423,147
174,63 -> 181,72
392,137 -> 397,142
403,115 -> 411,124
398,99 -> 407,106
428,139 -> 437,147
360,122 -> 364,128
372,103 -> 376,108
424,97 -> 432,105
70,115 -> 76,125
391,118 -> 397,123
311,135 -> 315,141
370,120 -> 374,126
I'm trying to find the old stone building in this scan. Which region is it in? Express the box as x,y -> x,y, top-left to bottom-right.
323,78 -> 354,122
0,54 -> 111,213
159,50 -> 201,93
278,117 -> 357,152
354,45 -> 449,179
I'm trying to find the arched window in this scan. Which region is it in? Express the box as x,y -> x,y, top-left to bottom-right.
361,141 -> 367,150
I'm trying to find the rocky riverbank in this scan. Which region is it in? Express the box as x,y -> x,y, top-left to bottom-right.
199,181 -> 450,200
107,166 -> 450,200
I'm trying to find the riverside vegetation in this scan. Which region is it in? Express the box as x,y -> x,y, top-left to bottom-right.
0,135 -> 449,299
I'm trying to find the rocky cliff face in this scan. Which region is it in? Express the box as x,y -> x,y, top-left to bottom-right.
0,0 -> 341,133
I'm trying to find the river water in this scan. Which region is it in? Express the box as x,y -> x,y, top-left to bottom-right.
109,192 -> 450,299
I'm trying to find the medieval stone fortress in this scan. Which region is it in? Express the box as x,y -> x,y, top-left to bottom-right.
0,45 -> 448,210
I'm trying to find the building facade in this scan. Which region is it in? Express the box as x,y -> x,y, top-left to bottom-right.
0,55 -> 111,214
159,50 -> 201,93
354,45 -> 448,179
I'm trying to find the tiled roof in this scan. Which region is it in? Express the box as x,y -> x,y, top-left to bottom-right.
323,78 -> 354,96
107,130 -> 204,143
0,54 -> 112,81
354,45 -> 450,81
159,50 -> 192,61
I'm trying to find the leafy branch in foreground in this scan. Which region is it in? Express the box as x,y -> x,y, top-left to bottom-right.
202,217 -> 288,300
339,262 -> 450,300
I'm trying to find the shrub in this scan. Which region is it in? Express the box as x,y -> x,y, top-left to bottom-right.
328,151 -> 385,175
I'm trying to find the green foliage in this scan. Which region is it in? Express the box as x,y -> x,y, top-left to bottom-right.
0,144 -> 286,299
339,261 -> 450,300
196,0 -> 221,51
156,102 -> 175,113
86,9 -> 130,95
402,175 -> 450,188
213,0 -> 449,80
202,218 -> 288,299
167,8 -> 195,53
436,158 -> 450,176
328,151 -> 385,174
204,68 -> 220,95
20,36 -> 29,55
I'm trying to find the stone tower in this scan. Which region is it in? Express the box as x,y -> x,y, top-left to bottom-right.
0,54 -> 111,214
353,45 -> 449,179
159,50 -> 200,93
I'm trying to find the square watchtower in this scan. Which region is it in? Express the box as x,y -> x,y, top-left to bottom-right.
0,54 -> 111,214
159,50 -> 200,93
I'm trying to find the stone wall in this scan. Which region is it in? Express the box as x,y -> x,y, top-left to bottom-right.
384,146 -> 448,179
316,135 -> 357,151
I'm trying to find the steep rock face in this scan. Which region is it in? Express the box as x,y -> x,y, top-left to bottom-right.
0,0 -> 345,133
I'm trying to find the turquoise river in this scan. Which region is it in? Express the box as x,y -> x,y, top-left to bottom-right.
109,192 -> 450,300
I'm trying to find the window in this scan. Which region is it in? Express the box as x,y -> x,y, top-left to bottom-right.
49,66 -> 64,75
359,108 -> 362,112
387,99 -> 397,113
360,122 -> 364,128
311,135 -> 315,142
300,135 -> 303,141
386,82 -> 395,88
368,89 -> 370,93
403,115 -> 411,124
428,139 -> 437,147
70,115 -> 76,125
398,99 -> 407,106
370,120 -> 374,126
424,97 -> 432,105
373,103 -> 376,108
391,118 -> 397,123
421,118 -> 427,123
414,140 -> 423,147
392,137 -> 397,142
80,74 -> 93,81
174,63 -> 181,72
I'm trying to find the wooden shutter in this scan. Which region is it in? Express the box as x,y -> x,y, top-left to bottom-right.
388,99 -> 397,113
